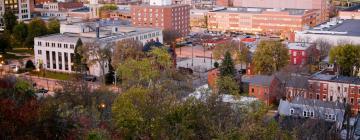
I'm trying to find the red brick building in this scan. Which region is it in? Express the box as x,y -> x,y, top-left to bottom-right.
287,43 -> 319,66
130,4 -> 190,37
216,0 -> 232,7
244,75 -> 281,105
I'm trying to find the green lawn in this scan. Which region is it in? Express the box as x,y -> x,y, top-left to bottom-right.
1,53 -> 27,60
30,70 -> 76,81
9,48 -> 34,54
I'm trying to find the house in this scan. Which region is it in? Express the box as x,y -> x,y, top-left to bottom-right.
244,75 -> 281,105
278,97 -> 345,129
287,43 -> 319,66
284,75 -> 310,100
308,72 -> 360,114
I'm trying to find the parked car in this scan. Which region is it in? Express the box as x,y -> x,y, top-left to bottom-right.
84,75 -> 97,82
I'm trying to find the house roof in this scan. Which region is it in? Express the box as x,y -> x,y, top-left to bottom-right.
287,42 -> 312,51
290,97 -> 345,110
244,75 -> 275,86
285,75 -> 309,89
310,72 -> 360,85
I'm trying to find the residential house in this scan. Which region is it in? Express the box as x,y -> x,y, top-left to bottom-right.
308,72 -> 360,114
244,75 -> 281,105
287,42 -> 319,66
278,96 -> 345,129
284,75 -> 310,100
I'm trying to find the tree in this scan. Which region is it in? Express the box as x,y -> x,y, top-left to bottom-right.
12,22 -> 28,47
73,38 -> 86,73
25,60 -> 35,70
162,29 -> 179,45
314,38 -> 332,60
219,51 -> 236,77
3,11 -> 17,33
81,42 -> 112,83
25,18 -> 48,49
111,39 -> 144,69
47,18 -> 60,34
329,44 -> 360,76
217,76 -> 240,95
252,40 -> 289,75
0,33 -> 11,53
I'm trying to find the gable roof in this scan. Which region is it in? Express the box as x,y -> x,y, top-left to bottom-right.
245,75 -> 275,87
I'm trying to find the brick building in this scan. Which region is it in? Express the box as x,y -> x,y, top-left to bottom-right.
232,0 -> 329,23
244,75 -> 281,105
131,0 -> 190,37
287,43 -> 319,66
207,7 -> 319,34
308,73 -> 360,114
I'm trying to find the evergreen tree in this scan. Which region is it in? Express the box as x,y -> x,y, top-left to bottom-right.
219,51 -> 236,77
74,38 -> 84,73
12,22 -> 28,47
25,18 -> 48,49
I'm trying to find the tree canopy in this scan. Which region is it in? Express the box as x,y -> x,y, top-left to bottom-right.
47,18 -> 60,34
252,40 -> 289,75
26,18 -> 48,48
3,11 -> 17,33
12,22 -> 28,47
329,44 -> 360,76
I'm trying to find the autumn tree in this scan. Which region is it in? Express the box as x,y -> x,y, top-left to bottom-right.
47,18 -> 60,34
252,40 -> 289,75
329,44 -> 360,76
314,38 -> 332,60
0,33 -> 11,53
163,29 -> 179,46
111,39 -> 144,68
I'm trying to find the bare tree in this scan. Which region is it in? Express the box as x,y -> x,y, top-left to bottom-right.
111,39 -> 144,69
81,42 -> 112,84
314,38 -> 332,60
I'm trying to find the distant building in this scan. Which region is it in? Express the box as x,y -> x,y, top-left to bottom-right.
338,5 -> 360,20
216,0 -> 232,7
0,0 -> 32,29
207,7 -> 320,35
190,9 -> 208,28
232,0 -> 329,23
34,20 -> 163,76
35,2 -> 84,20
243,75 -> 281,105
131,0 -> 190,37
278,97 -> 345,129
282,75 -> 309,100
295,19 -> 360,45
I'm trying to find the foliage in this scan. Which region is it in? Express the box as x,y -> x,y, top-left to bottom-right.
47,18 -> 60,34
104,71 -> 115,85
3,11 -> 17,33
219,51 -> 236,77
99,4 -> 118,11
25,60 -> 35,70
12,22 -> 28,46
73,38 -> 87,73
163,29 -> 179,45
252,40 -> 289,75
217,76 -> 240,95
329,44 -> 360,76
111,39 -> 144,68
214,61 -> 219,68
0,33 -> 11,53
26,18 -> 48,49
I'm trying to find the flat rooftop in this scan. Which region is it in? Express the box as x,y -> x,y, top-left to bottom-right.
211,7 -> 309,15
301,19 -> 360,36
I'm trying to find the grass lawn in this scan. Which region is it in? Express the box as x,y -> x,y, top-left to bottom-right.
30,70 -> 76,81
1,53 -> 27,60
9,48 -> 34,54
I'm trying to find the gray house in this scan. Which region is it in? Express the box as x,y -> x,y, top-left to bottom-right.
278,97 -> 345,129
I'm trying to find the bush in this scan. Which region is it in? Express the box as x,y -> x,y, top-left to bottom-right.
25,60 -> 35,70
214,62 -> 219,68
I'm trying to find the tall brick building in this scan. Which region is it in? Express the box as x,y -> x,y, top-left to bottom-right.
130,0 -> 190,37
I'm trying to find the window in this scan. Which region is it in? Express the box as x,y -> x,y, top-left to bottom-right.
293,58 -> 297,64
38,50 -> 42,55
70,44 -> 74,49
293,52 -> 296,56
58,43 -> 61,48
330,96 -> 333,101
290,108 -> 294,115
351,98 -> 354,104
64,44 -> 68,48
316,94 -> 320,99
52,51 -> 56,69
357,98 -> 360,105
310,111 -> 314,117
303,111 -> 307,117
251,88 -> 254,93
38,41 -> 42,46
302,51 -> 305,56
344,87 -> 348,92
52,43 -> 55,47
338,86 -> 341,91
46,42 -> 49,47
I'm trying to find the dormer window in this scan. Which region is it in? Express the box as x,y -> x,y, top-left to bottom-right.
115,27 -> 118,32
290,108 -> 294,115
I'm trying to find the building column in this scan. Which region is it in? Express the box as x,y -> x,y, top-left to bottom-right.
62,52 -> 65,71
49,51 -> 53,70
68,52 -> 72,72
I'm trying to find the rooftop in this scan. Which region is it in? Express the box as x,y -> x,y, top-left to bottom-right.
211,7 -> 309,15
300,19 -> 360,36
290,97 -> 345,110
287,42 -> 312,50
242,75 -> 275,86
310,72 -> 360,85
